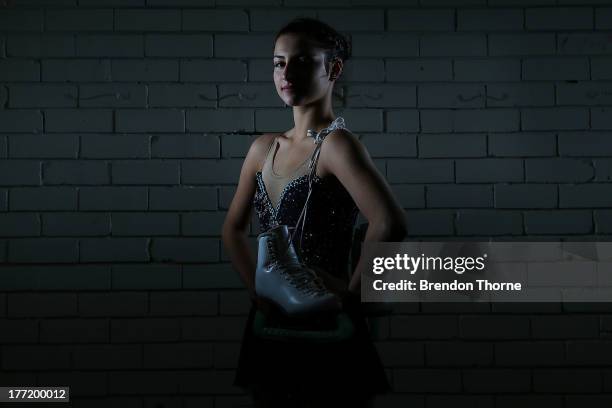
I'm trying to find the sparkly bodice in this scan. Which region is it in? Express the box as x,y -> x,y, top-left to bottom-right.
254,159 -> 359,281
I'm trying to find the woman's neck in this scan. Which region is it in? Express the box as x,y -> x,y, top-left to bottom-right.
289,98 -> 336,143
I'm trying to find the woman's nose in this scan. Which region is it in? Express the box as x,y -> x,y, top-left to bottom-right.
283,61 -> 297,80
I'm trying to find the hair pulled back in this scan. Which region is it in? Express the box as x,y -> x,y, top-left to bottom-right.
274,17 -> 351,71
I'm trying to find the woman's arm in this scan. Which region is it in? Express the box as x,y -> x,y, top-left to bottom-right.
221,134 -> 276,301
319,129 -> 408,295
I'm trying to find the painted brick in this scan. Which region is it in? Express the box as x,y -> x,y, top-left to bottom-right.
75,35 -> 143,57
249,10 -> 316,32
0,213 -> 40,237
115,9 -> 181,31
487,83 -> 554,107
112,60 -> 178,82
80,84 -> 147,108
43,160 -> 109,185
526,158 -> 594,182
456,210 -> 523,235
421,34 -> 486,56
187,109 -> 254,132
79,187 -> 148,211
182,159 -> 242,184
524,211 -> 593,234
419,133 -> 486,157
456,158 -> 523,182
534,369 -> 602,392
45,109 -> 112,132
80,238 -> 150,262
454,58 -> 521,81
218,84 -> 283,107
115,109 -> 185,133
182,10 -> 247,32
387,159 -> 453,183
559,132 -> 612,156
149,186 -> 217,211
0,160 -> 40,185
0,9 -> 43,31
427,184 -> 493,208
489,33 -> 556,56
558,33 -> 612,55
42,213 -> 110,236
42,59 -> 111,82
522,107 -> 589,130
10,187 -> 77,211
489,132 -> 557,158
458,8 -> 524,31
387,59 -> 452,82
9,84 -> 77,108
46,9 -> 113,31
214,34 -> 273,57
0,110 -> 43,133
526,7 -> 593,30
9,237 -> 77,264
418,84 -> 485,108
78,291 -> 148,318
495,184 -> 558,208
181,59 -> 246,82
560,184 -> 612,207
112,265 -> 181,290
388,9 -> 454,31
463,369 -> 531,392
361,133 -> 417,158
0,60 -> 39,81
0,0 -> 609,394
422,109 -> 520,132
523,57 -> 589,80
151,134 -> 219,158
145,34 -> 213,57
112,160 -> 180,185
592,107 -> 612,129
7,34 -> 75,57
597,7 -> 612,29
182,212 -> 226,236
351,33 -> 418,57
151,237 -> 219,262
557,82 -> 612,105
318,9 -> 384,31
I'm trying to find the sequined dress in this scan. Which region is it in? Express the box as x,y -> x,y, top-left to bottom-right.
233,119 -> 391,400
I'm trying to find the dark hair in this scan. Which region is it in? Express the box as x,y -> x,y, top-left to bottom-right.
274,17 -> 352,72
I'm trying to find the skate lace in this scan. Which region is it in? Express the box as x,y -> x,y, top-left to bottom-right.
266,240 -> 327,297
265,117 -> 346,299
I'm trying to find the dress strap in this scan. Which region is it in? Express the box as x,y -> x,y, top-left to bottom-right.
285,116 -> 347,255
259,134 -> 278,172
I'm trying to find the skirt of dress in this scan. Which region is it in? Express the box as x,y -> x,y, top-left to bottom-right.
233,295 -> 391,400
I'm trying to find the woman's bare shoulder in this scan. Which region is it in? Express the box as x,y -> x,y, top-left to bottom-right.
321,129 -> 364,158
318,128 -> 363,174
247,133 -> 280,172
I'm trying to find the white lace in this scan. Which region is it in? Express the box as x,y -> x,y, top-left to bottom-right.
287,117 -> 346,253
267,239 -> 327,296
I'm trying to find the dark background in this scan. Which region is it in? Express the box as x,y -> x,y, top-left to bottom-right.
1,0 -> 612,407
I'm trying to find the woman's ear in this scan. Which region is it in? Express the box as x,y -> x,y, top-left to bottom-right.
328,58 -> 343,81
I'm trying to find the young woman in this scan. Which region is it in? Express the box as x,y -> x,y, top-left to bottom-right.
222,18 -> 407,408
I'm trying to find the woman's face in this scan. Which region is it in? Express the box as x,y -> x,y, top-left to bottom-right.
273,33 -> 333,107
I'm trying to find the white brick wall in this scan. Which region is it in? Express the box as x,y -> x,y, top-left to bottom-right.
1,1 -> 612,406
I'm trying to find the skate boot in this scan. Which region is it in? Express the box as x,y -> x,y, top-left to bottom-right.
255,224 -> 341,316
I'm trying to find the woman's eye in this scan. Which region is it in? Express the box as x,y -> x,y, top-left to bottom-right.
273,62 -> 284,68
